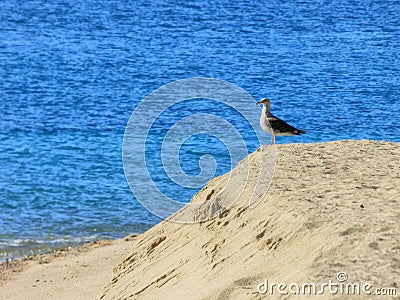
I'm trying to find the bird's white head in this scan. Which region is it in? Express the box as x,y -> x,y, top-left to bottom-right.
256,98 -> 270,106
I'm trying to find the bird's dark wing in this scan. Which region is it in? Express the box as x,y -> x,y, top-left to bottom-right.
268,116 -> 306,135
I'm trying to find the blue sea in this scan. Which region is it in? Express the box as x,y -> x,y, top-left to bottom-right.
0,0 -> 399,259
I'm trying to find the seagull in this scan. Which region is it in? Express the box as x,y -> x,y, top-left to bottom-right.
256,98 -> 306,142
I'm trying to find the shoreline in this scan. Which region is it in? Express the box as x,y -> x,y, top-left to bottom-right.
0,235 -> 137,286
0,235 -> 138,300
0,233 -> 142,263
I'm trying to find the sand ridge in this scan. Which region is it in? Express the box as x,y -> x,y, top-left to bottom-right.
100,140 -> 399,299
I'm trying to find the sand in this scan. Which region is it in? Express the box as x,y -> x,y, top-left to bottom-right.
0,236 -> 137,300
1,140 -> 399,299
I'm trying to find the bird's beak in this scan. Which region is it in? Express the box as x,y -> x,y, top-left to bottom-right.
256,101 -> 262,105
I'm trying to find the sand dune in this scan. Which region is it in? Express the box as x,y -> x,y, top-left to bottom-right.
1,140 -> 399,299
100,140 -> 399,299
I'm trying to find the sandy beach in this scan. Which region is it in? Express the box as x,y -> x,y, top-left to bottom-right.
0,236 -> 138,300
1,140 -> 399,299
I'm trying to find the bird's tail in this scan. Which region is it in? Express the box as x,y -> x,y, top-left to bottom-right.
295,129 -> 307,135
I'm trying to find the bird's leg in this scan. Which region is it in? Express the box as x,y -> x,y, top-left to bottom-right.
269,135 -> 275,145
